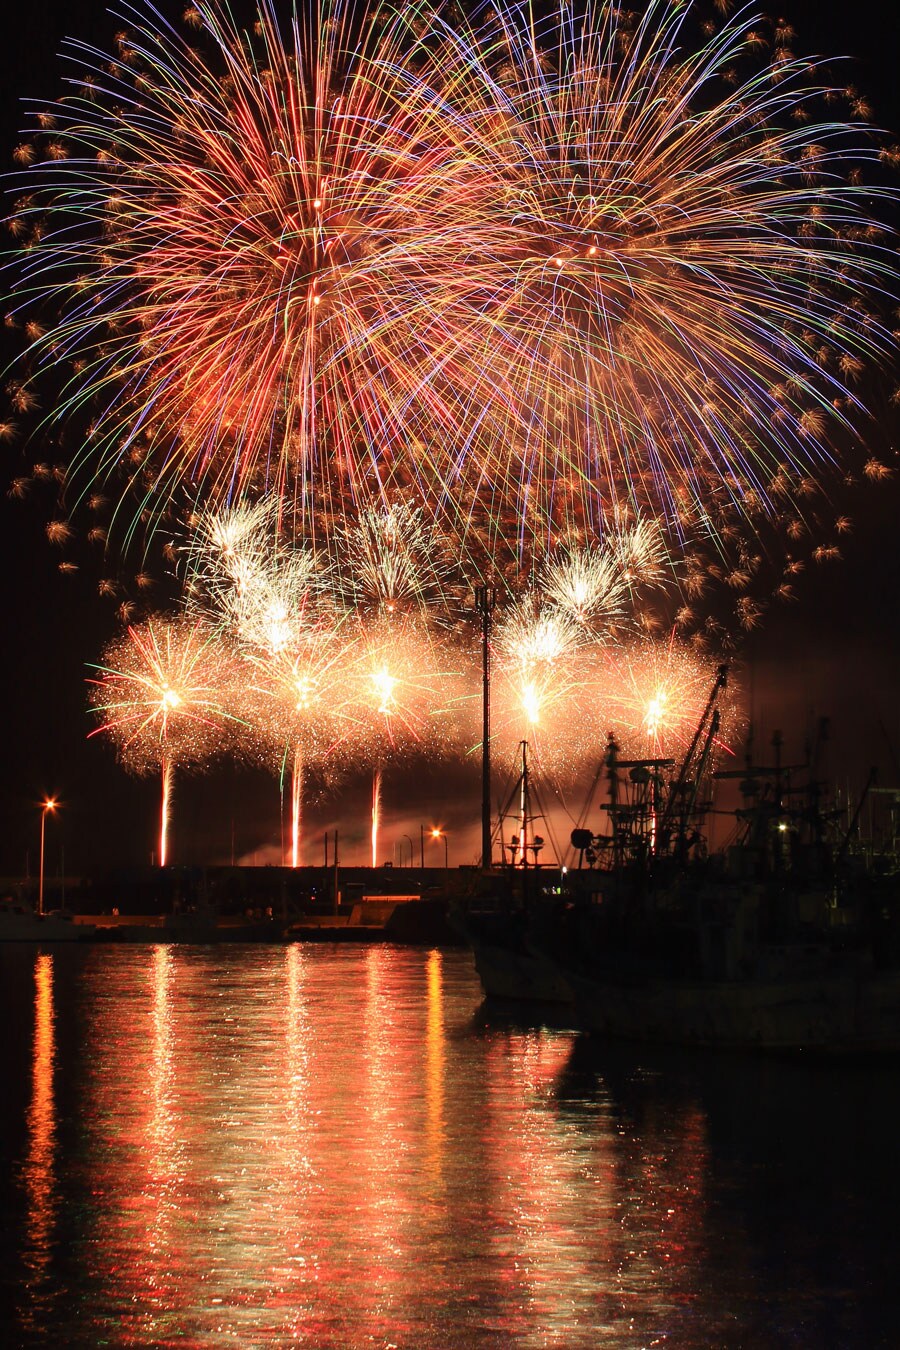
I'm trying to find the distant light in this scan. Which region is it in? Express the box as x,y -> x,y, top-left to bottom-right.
777,822 -> 789,833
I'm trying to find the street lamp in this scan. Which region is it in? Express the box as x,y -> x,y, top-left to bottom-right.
402,833 -> 413,867
431,827 -> 448,871
38,798 -> 57,918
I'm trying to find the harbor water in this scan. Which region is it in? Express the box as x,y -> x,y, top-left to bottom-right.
0,943 -> 897,1347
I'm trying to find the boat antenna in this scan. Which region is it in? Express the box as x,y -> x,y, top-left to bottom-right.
659,663 -> 728,850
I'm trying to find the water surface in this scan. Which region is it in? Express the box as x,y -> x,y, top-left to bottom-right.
0,944 -> 897,1347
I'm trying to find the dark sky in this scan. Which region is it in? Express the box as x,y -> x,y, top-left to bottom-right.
1,0 -> 899,877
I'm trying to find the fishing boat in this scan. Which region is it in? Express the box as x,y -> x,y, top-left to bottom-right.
461,667 -> 900,1051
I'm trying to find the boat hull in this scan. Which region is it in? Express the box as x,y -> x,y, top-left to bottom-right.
471,940 -> 573,1004
566,966 -> 900,1052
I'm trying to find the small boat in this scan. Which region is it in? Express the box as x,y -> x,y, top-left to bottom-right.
0,897 -> 96,941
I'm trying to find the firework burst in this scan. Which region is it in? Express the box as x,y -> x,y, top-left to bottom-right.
595,634 -> 739,760
8,0 -> 488,545
87,617 -> 241,863
491,593 -> 598,780
537,517 -> 673,634
336,500 -> 454,620
341,618 -> 461,762
8,0 -> 897,570
419,0 -> 899,550
185,501 -> 323,656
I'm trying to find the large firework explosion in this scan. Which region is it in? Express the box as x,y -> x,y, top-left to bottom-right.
6,0 -> 897,576
7,0 -> 489,552
418,0 -> 898,540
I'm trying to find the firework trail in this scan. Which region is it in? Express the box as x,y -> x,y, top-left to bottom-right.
8,0 -> 897,570
371,767 -> 382,869
87,618 -> 241,864
159,757 -> 174,873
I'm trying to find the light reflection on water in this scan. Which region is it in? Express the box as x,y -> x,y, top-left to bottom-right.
21,952 -> 57,1333
425,949 -> 444,1184
1,944 -> 898,1347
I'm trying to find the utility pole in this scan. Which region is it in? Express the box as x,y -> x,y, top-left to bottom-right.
333,829 -> 340,915
474,584 -> 498,870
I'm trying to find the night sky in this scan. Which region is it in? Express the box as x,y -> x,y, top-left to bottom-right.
1,0 -> 899,878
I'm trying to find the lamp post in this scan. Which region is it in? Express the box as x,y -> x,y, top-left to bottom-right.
38,798 -> 57,918
402,833 -> 413,868
431,827 -> 448,871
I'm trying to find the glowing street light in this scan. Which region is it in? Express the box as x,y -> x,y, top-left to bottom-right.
431,827 -> 448,871
38,798 -> 57,918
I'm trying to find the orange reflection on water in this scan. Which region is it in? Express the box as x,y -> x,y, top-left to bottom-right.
483,1030 -> 583,1338
478,1033 -> 714,1337
23,951 -> 57,1310
425,948 -> 445,1182
116,944 -> 183,1340
275,943 -> 318,1342
358,946 -> 407,1330
145,945 -> 180,1313
58,948 -> 724,1345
